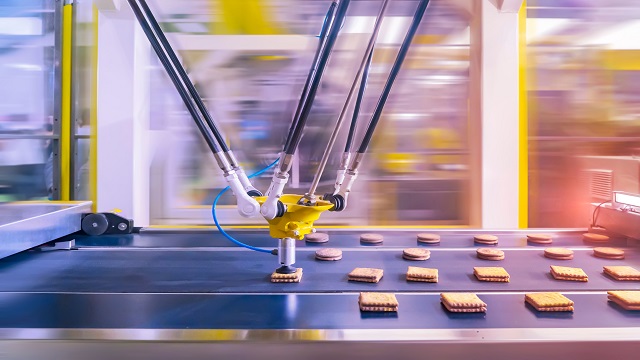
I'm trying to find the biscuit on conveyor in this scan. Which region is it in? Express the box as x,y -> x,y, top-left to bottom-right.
402,248 -> 430,261
526,233 -> 553,244
608,291 -> 640,310
550,265 -> 588,282
348,267 -> 384,283
315,248 -> 342,261
525,292 -> 574,312
603,266 -> 640,281
360,233 -> 384,245
305,232 -> 329,243
474,267 -> 510,282
476,248 -> 504,261
544,248 -> 573,260
417,233 -> 441,244
271,268 -> 303,283
406,266 -> 438,283
582,233 -> 609,243
593,247 -> 625,260
358,292 -> 399,312
474,234 -> 498,245
440,293 -> 487,313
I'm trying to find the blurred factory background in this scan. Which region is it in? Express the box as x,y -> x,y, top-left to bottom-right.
1,0 -> 639,227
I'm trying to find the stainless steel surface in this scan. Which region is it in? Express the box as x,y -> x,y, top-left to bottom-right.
0,339 -> 637,360
0,201 -> 91,259
278,237 -> 295,267
0,327 -> 637,342
307,0 -> 390,198
214,150 -> 233,173
593,204 -> 640,240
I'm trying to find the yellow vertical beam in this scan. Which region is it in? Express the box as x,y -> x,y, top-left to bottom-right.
518,0 -> 528,228
214,0 -> 280,35
90,4 -> 99,212
60,4 -> 73,200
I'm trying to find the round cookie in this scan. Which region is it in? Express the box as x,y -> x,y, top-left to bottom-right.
527,234 -> 553,244
417,233 -> 441,244
474,234 -> 498,245
593,247 -> 625,260
583,233 -> 609,243
403,248 -> 430,261
360,233 -> 384,245
544,247 -> 573,260
305,232 -> 329,243
476,248 -> 504,261
315,248 -> 342,261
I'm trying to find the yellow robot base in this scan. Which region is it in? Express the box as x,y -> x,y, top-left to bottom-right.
256,194 -> 334,240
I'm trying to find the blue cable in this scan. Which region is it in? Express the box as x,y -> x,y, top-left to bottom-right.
212,159 -> 279,254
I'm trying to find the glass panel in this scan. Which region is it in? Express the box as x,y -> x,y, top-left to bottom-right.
0,0 -> 55,201
140,0 -> 473,225
527,0 -> 640,227
72,0 -> 96,200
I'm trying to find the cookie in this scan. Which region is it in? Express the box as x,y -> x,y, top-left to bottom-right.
359,292 -> 399,307
550,265 -> 588,281
440,293 -> 487,308
593,247 -> 625,260
271,268 -> 303,283
474,267 -> 510,282
608,291 -> 640,310
348,267 -> 383,283
583,233 -> 609,242
476,248 -> 505,261
527,234 -> 553,244
406,266 -> 438,282
305,232 -> 329,243
440,293 -> 487,313
603,266 -> 640,281
474,234 -> 498,245
442,302 -> 487,313
402,248 -> 430,261
315,248 -> 342,261
544,248 -> 573,260
417,233 -> 441,244
608,297 -> 640,311
360,233 -> 384,245
525,292 -> 574,312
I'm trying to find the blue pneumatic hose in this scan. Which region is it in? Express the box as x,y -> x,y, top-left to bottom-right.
212,159 -> 279,254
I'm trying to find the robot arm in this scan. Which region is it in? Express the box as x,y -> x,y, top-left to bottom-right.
261,0 -> 351,220
128,0 -> 431,274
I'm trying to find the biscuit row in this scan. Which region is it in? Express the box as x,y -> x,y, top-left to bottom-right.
359,291 -> 640,313
306,232 -> 614,247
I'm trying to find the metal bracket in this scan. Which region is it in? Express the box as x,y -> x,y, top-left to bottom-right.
34,239 -> 77,252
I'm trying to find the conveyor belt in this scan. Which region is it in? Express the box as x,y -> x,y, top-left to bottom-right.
0,292 -> 637,330
72,229 -> 635,249
1,228 -> 639,353
1,242 -> 638,293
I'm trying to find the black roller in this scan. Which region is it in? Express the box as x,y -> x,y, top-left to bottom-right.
81,213 -> 109,236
